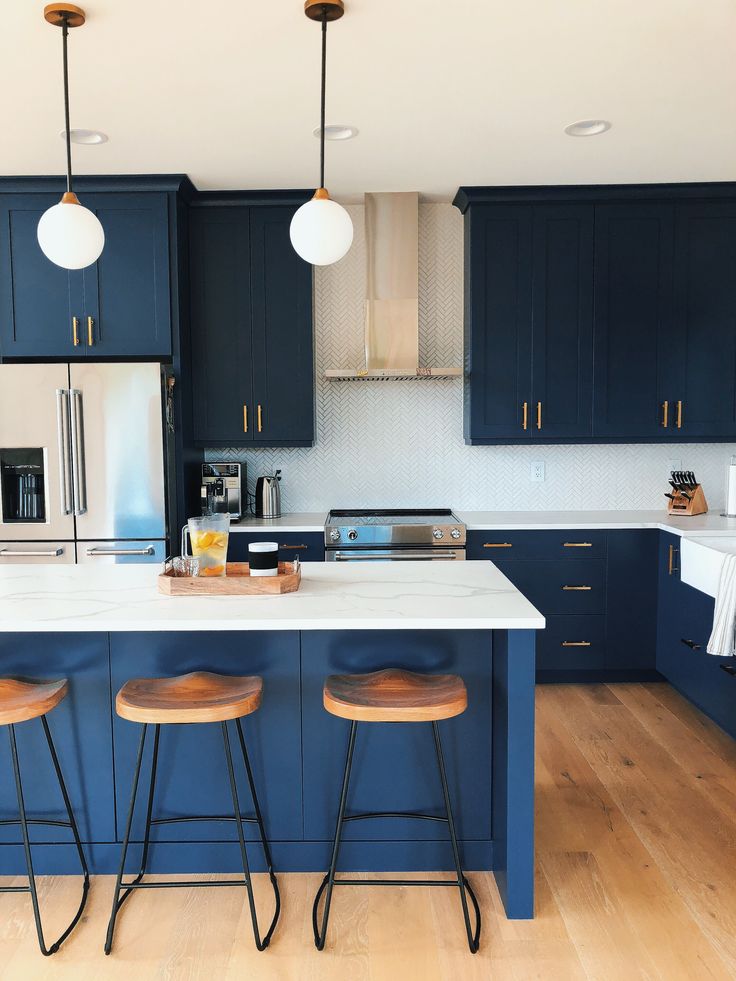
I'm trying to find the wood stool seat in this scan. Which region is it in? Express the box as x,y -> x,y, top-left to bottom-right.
0,677 -> 68,726
323,668 -> 467,723
116,671 -> 263,724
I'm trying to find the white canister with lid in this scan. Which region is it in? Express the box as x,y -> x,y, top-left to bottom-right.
248,541 -> 279,577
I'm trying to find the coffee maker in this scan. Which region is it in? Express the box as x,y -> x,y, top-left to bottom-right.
200,463 -> 244,520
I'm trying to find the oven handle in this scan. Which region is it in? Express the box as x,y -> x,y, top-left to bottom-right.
333,550 -> 460,561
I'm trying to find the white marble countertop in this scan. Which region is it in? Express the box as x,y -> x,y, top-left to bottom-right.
0,561 -> 545,633
230,513 -> 327,533
228,510 -> 736,537
458,509 -> 736,536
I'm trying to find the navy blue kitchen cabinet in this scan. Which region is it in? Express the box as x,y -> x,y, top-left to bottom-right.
80,193 -> 172,356
189,193 -> 314,448
189,207 -> 254,445
455,182 -> 736,444
468,529 -> 658,681
671,203 -> 736,439
462,205 -> 533,441
0,182 -> 175,359
592,204 -> 675,439
461,203 -> 592,442
0,194 -> 80,358
656,532 -> 736,739
227,531 -> 325,563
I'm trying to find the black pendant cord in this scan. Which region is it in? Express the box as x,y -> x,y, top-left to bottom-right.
61,16 -> 73,194
319,7 -> 327,190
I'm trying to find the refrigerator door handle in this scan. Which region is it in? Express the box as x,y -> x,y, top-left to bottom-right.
70,389 -> 88,516
85,546 -> 155,557
0,547 -> 64,557
55,388 -> 73,515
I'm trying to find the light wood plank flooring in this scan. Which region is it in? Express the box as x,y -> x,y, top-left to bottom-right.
2,682 -> 736,980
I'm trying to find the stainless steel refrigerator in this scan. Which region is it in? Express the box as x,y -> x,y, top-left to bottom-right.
0,362 -> 168,564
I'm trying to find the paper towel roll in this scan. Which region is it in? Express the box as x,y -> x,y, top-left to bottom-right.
726,459 -> 736,516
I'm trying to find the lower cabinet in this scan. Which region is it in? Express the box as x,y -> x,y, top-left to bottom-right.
227,531 -> 325,563
656,532 -> 736,739
468,529 -> 658,681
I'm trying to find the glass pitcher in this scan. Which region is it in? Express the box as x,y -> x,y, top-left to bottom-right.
182,514 -> 230,577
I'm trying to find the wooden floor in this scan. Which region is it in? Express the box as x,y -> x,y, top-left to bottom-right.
2,682 -> 736,979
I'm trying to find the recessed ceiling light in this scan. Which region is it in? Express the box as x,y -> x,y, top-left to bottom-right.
312,124 -> 359,141
564,119 -> 611,138
60,128 -> 109,145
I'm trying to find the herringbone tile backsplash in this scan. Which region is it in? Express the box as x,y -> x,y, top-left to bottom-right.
207,204 -> 735,512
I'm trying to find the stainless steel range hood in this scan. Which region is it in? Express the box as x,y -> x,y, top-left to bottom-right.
325,192 -> 462,381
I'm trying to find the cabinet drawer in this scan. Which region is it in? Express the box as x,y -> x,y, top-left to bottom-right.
537,616 -> 606,671
495,559 -> 606,614
228,531 -> 324,562
468,530 -> 606,561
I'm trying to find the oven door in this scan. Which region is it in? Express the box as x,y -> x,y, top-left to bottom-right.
327,547 -> 465,562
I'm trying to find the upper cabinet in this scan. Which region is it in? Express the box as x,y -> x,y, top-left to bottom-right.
188,194 -> 314,447
455,183 -> 736,444
461,199 -> 593,442
592,203 -> 674,438
0,178 -> 184,360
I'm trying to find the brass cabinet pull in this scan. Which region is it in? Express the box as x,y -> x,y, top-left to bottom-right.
563,585 -> 592,591
563,542 -> 593,548
522,402 -> 528,431
661,400 -> 669,428
87,316 -> 94,346
257,404 -> 263,433
280,544 -> 308,550
676,400 -> 683,429
483,542 -> 513,548
668,543 -> 679,575
72,316 -> 80,347
562,641 -> 592,647
536,401 -> 542,430
243,405 -> 248,433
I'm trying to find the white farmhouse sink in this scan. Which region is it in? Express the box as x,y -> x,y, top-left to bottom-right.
681,536 -> 736,597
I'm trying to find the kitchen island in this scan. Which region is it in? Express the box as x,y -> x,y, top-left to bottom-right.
0,561 -> 543,918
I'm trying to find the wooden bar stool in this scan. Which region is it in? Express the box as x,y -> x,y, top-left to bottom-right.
313,667 -> 481,953
104,671 -> 280,955
0,678 -> 89,955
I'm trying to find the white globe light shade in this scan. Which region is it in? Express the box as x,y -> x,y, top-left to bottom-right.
37,200 -> 105,270
290,196 -> 353,266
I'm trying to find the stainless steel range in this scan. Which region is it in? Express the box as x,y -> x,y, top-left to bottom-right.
324,509 -> 466,561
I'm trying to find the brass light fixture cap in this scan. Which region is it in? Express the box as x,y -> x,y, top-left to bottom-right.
60,191 -> 81,205
44,4 -> 86,27
313,187 -> 331,200
304,0 -> 345,22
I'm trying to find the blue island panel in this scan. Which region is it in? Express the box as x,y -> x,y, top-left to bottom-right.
0,632 -> 114,847
301,630 -> 493,867
109,631 -> 302,845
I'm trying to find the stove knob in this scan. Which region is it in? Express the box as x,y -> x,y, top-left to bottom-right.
348,529 -> 358,541
329,529 -> 341,542
433,528 -> 444,540
450,528 -> 461,539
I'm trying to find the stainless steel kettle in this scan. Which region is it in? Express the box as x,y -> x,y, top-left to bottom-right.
254,470 -> 282,518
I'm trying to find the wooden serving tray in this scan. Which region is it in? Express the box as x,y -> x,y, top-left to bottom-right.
158,561 -> 301,595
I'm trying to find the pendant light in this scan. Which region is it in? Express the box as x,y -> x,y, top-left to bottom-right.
37,4 -> 104,270
290,1 -> 353,266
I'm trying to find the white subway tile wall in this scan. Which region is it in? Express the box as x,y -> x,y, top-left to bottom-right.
207,203 -> 735,512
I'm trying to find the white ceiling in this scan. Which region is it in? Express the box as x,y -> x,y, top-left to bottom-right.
3,0 -> 736,201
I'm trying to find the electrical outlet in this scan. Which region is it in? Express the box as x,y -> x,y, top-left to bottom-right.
530,461 -> 545,482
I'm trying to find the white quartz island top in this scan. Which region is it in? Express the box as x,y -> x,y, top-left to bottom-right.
0,561 -> 545,633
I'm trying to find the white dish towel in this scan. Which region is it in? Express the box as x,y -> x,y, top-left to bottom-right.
707,553 -> 736,656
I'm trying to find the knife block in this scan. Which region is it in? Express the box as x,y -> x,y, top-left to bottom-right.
666,484 -> 708,516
